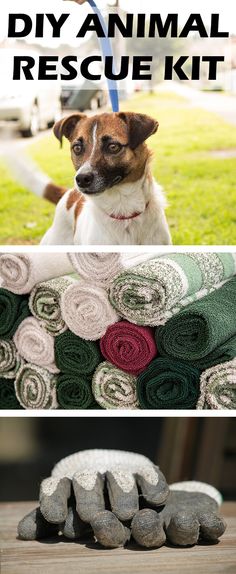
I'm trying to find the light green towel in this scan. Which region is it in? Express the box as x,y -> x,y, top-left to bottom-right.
109,253 -> 236,326
0,340 -> 24,379
197,359 -> 236,410
29,275 -> 77,336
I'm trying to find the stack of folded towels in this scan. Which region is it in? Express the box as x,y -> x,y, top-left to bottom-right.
0,252 -> 235,410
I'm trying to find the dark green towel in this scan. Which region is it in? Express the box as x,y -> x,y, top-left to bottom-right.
0,378 -> 23,409
56,373 -> 95,409
0,288 -> 30,340
137,358 -> 200,409
156,277 -> 236,370
55,330 -> 102,375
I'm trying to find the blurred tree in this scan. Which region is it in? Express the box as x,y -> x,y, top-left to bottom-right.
127,16 -> 183,92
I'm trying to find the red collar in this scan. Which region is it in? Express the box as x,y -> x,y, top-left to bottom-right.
108,202 -> 149,221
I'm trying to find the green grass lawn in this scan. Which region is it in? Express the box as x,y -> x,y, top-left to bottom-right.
0,163 -> 54,244
0,91 -> 236,244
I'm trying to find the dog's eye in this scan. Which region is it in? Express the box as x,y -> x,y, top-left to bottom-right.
72,143 -> 83,155
107,142 -> 122,154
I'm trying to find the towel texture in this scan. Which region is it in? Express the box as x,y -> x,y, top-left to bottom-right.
69,253 -> 122,288
14,317 -> 59,373
109,253 -> 236,326
29,275 -> 76,336
15,364 -> 58,409
56,373 -> 95,409
100,321 -> 157,375
137,358 -> 200,409
92,361 -> 139,409
197,359 -> 236,410
0,289 -> 30,340
0,340 -> 24,379
55,330 -> 102,375
0,378 -> 23,409
0,253 -> 73,294
61,281 -> 119,340
69,253 -> 157,289
156,277 -> 236,370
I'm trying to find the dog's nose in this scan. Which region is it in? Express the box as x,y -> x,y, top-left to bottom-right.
76,172 -> 94,189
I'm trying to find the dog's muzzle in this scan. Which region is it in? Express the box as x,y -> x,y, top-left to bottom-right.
75,167 -> 126,195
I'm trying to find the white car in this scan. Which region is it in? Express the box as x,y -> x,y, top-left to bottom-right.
0,49 -> 61,137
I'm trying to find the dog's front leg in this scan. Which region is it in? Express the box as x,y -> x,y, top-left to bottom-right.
40,190 -> 75,245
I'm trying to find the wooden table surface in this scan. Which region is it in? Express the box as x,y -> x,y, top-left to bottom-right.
1,502 -> 236,574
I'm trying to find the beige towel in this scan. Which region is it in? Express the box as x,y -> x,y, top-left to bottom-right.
61,281 -> 119,340
14,317 -> 59,373
69,252 -> 160,289
0,253 -> 73,294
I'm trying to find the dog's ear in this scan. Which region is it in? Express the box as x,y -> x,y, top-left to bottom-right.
118,112 -> 158,150
53,113 -> 86,147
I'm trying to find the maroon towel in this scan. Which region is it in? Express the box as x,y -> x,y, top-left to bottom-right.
100,321 -> 157,375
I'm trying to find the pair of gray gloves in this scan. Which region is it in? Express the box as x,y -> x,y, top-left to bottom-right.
18,449 -> 226,548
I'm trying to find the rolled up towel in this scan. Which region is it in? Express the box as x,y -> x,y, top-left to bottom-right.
136,358 -> 200,409
14,317 -> 59,374
155,277 -> 236,370
61,281 -> 119,340
0,378 -> 23,409
68,253 -> 122,288
109,253 -> 236,326
0,340 -> 24,379
0,288 -> 30,340
15,364 -> 58,409
55,330 -> 101,375
56,373 -> 95,409
69,253 -> 156,289
92,361 -> 139,409
0,253 -> 73,294
197,359 -> 236,410
29,275 -> 76,336
100,321 -> 157,375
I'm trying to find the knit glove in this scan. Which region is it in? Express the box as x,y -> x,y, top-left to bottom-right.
131,481 -> 226,547
18,449 -> 169,548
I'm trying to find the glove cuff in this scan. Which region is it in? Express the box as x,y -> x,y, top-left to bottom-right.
52,449 -> 156,479
170,481 -> 223,506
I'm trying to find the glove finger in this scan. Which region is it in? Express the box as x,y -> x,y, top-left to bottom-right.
62,502 -> 92,539
73,471 -> 105,523
198,511 -> 227,541
165,511 -> 199,546
17,507 -> 59,540
91,510 -> 130,548
136,466 -> 169,507
40,477 -> 71,523
106,470 -> 139,521
131,509 -> 166,548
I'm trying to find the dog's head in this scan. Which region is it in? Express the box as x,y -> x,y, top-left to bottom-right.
53,112 -> 158,196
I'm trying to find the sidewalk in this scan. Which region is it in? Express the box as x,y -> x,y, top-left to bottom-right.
158,81 -> 236,126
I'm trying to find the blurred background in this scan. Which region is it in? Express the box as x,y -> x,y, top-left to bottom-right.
0,417 -> 235,502
0,1 -> 236,245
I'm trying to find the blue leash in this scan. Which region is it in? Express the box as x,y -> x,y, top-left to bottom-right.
87,0 -> 119,112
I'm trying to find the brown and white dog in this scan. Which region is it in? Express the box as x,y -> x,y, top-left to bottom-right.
41,112 -> 172,245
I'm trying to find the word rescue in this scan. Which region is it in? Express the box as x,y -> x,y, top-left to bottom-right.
9,13 -> 229,82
